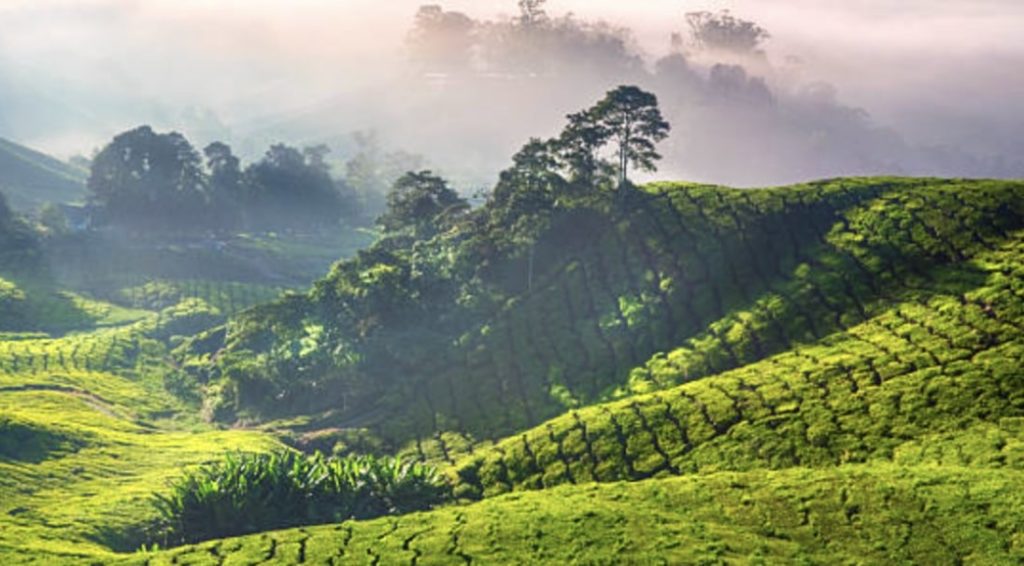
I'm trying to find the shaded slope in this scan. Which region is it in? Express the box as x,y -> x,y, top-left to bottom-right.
285,177 -> 1023,452
450,230 -> 1024,496
0,137 -> 86,211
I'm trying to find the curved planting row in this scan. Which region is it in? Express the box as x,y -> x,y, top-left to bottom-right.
130,465 -> 1024,565
117,279 -> 288,316
388,179 -> 1024,454
450,232 -> 1024,497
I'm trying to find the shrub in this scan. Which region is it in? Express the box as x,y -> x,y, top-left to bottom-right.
151,451 -> 449,546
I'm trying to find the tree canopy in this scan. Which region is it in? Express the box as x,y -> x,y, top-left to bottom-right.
377,170 -> 469,239
87,126 -> 209,231
86,127 -> 363,234
594,85 -> 671,186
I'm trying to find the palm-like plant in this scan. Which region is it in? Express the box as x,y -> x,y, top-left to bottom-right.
152,451 -> 449,546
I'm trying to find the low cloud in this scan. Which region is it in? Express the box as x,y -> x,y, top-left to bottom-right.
0,0 -> 1020,186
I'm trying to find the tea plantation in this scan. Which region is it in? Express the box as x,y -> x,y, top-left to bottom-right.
2,177 -> 1023,564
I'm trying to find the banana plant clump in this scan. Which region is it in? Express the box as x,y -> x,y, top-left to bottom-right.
152,451 -> 449,546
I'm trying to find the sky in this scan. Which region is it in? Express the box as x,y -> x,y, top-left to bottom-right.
0,0 -> 1021,183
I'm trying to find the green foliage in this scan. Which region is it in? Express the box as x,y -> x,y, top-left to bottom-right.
151,451 -> 449,546
4,175 -> 1024,564
0,414 -> 83,463
199,177 -> 1024,449
87,127 -> 362,234
132,465 -> 1024,565
88,126 -> 209,232
376,170 -> 469,239
37,202 -> 69,237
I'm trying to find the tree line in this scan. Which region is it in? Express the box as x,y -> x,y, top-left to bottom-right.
85,127 -> 420,234
194,84 -> 671,419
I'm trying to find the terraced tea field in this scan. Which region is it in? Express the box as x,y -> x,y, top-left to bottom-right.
2,177 -> 1023,564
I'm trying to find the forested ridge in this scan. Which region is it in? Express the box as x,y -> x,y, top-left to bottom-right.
131,175 -> 1024,565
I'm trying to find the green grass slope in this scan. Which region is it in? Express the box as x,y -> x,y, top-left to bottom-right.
451,230 -> 1024,496
133,465 -> 1024,565
3,177 -> 1024,564
0,301 -> 283,563
279,177 -> 1022,453
0,224 -> 376,563
0,137 -> 86,211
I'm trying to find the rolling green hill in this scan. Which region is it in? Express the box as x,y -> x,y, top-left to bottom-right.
127,465 -> 1024,565
195,178 -> 1024,449
1,177 -> 1023,564
0,137 -> 86,212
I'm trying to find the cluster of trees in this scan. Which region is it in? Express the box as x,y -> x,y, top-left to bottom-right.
87,126 -> 361,233
480,85 -> 669,254
397,1 -> 996,187
196,84 -> 670,418
378,85 -> 668,246
407,0 -> 642,79
405,2 -> 769,82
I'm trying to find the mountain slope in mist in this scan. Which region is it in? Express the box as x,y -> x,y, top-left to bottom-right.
0,137 -> 85,211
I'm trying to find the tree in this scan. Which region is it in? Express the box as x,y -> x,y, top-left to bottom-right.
0,190 -> 40,265
204,142 -> 244,230
87,126 -> 209,231
243,144 -> 348,231
490,138 -> 565,291
517,0 -> 548,27
492,138 -> 562,217
686,10 -> 769,55
0,190 -> 12,231
406,5 -> 476,76
38,202 -> 69,237
593,85 -> 671,187
377,171 -> 468,239
204,142 -> 241,195
557,109 -> 612,188
344,132 -> 426,223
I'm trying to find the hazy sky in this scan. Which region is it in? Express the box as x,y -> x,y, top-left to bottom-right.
1,0 -> 1021,170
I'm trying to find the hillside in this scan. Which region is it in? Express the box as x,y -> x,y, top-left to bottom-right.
0,137 -> 86,211
130,465 -> 1024,565
1,177 -> 1023,564
192,178 -> 1024,447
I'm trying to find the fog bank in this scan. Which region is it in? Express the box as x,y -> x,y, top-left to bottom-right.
1,0 -> 1021,187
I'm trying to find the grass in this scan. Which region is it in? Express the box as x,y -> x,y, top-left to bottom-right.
0,224 -> 380,564
129,464 -> 1024,565
0,389 -> 281,561
449,229 -> 1024,497
152,451 -> 448,546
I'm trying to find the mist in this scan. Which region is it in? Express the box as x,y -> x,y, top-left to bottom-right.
1,0 -> 1022,188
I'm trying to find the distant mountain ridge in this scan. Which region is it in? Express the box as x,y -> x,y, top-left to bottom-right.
0,137 -> 86,212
